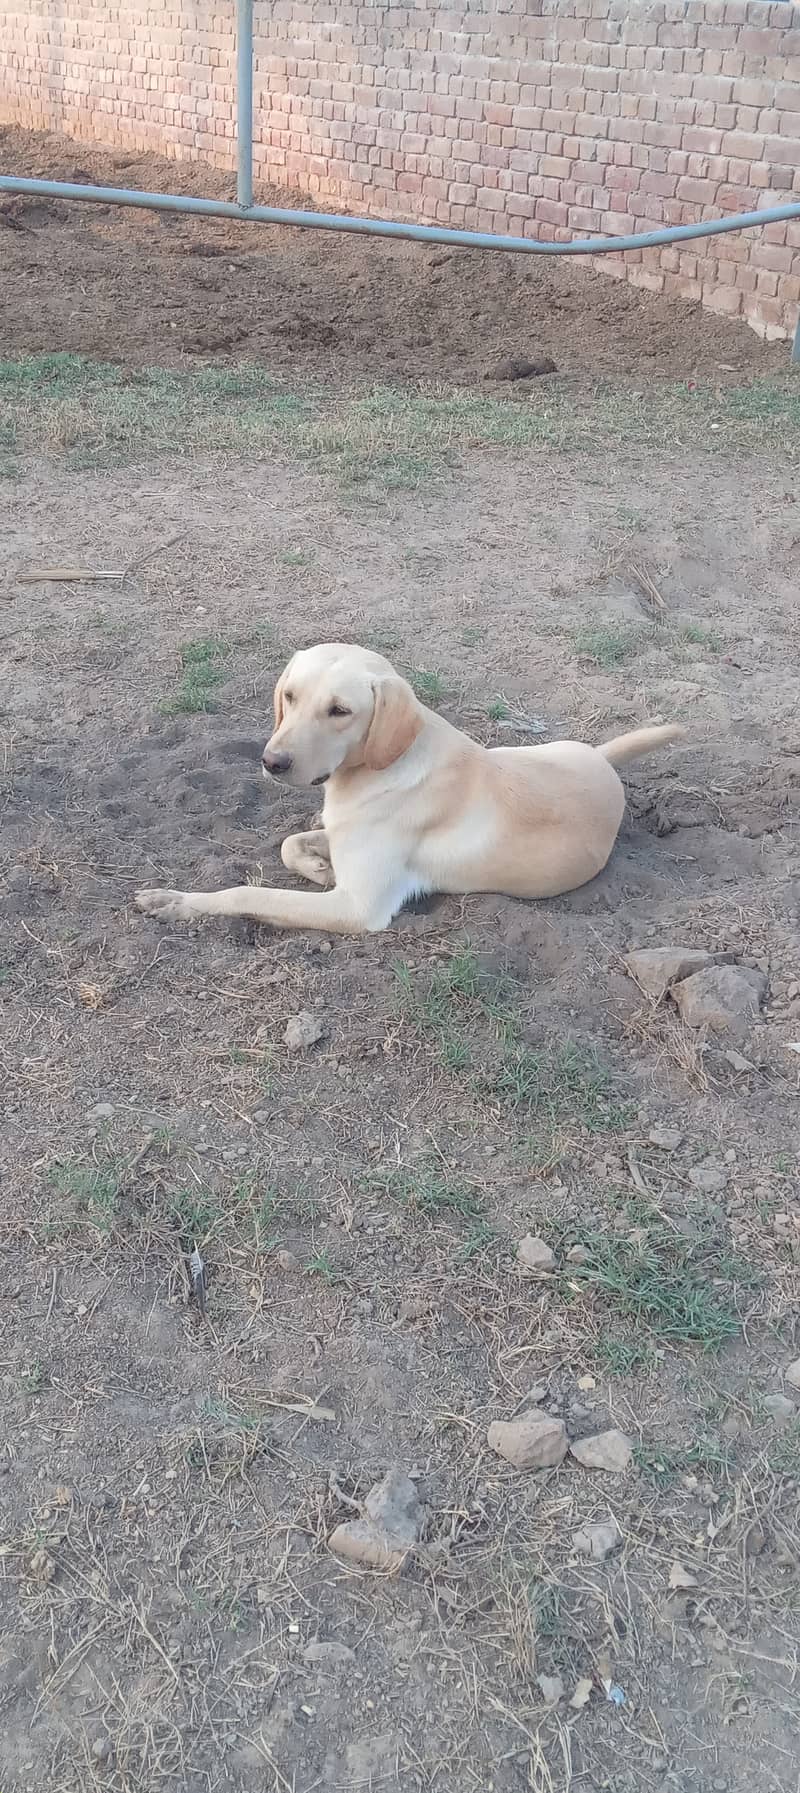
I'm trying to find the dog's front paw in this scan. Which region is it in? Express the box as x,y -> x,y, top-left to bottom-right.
135,887 -> 194,923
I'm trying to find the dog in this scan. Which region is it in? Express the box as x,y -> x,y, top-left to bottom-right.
135,642 -> 682,935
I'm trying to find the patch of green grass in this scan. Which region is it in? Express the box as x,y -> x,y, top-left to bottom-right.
491,1041 -> 630,1134
49,1161 -> 121,1235
250,1187 -> 281,1252
199,1395 -> 262,1436
680,621 -> 721,652
487,696 -> 511,720
161,636 -> 225,715
452,1219 -> 496,1262
395,947 -> 519,1072
570,1224 -> 740,1352
635,1435 -> 733,1486
277,547 -> 314,568
595,1336 -> 659,1378
21,1359 -> 46,1396
304,1249 -> 340,1282
573,623 -> 649,669
406,666 -> 446,706
633,1441 -> 681,1485
376,1161 -> 483,1224
332,447 -> 445,492
168,1183 -> 220,1243
5,355 -> 799,483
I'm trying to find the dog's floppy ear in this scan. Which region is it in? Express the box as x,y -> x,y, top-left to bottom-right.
363,675 -> 422,772
272,655 -> 296,730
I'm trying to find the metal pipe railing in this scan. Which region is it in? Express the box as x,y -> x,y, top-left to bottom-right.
2,171 -> 800,261
236,0 -> 253,210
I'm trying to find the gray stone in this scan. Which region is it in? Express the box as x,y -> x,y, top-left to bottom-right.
764,1393 -> 796,1425
329,1467 -> 422,1573
517,1233 -> 556,1273
573,1518 -> 622,1561
688,1162 -> 728,1194
672,965 -> 767,1036
570,1429 -> 633,1473
566,1244 -> 590,1265
488,1409 -> 568,1471
303,1639 -> 355,1667
284,1009 -> 327,1051
648,1126 -> 684,1151
623,947 -> 721,1002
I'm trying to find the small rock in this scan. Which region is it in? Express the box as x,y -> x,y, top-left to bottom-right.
488,1409 -> 568,1471
688,1163 -> 728,1194
303,1639 -> 355,1667
623,947 -> 721,1002
566,1243 -> 590,1265
648,1126 -> 684,1151
517,1233 -> 555,1273
275,1248 -> 301,1273
724,1047 -> 756,1073
668,1561 -> 697,1590
91,1737 -> 112,1763
570,1429 -> 633,1473
764,1393 -> 795,1425
398,1292 -> 432,1322
785,1359 -> 800,1391
672,965 -> 767,1036
573,1518 -> 621,1561
537,1672 -> 565,1703
29,1548 -> 56,1585
87,1101 -> 115,1122
329,1467 -> 422,1573
283,1010 -> 327,1051
486,354 -> 557,382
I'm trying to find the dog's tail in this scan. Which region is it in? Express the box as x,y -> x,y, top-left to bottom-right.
598,723 -> 685,767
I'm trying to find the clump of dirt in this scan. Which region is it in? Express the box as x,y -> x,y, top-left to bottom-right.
0,124 -> 787,384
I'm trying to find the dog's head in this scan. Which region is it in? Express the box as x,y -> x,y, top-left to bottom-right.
262,643 -> 423,788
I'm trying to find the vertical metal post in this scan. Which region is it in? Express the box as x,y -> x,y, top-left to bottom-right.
236,0 -> 254,210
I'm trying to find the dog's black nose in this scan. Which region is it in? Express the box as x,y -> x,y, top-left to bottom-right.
262,750 -> 293,776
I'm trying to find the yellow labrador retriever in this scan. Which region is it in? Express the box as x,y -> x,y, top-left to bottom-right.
136,642 -> 682,935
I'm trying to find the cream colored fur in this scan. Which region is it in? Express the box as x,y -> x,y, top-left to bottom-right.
136,642 -> 683,935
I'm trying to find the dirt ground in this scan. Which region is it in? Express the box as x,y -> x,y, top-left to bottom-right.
1,126 -> 800,1793
0,125 -> 788,384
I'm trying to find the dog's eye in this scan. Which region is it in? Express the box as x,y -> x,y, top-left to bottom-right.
328,702 -> 351,718
284,691 -> 294,705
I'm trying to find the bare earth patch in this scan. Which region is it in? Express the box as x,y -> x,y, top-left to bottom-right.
1,360 -> 799,1793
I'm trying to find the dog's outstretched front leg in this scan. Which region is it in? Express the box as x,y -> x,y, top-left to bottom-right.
135,881 -> 374,935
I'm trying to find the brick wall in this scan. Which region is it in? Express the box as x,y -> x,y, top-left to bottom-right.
2,1 -> 800,341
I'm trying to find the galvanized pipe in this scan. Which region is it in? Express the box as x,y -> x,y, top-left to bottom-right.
2,171 -> 800,257
236,0 -> 253,211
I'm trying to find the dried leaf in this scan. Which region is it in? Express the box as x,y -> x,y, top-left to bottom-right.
668,1560 -> 697,1590
570,1676 -> 593,1710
